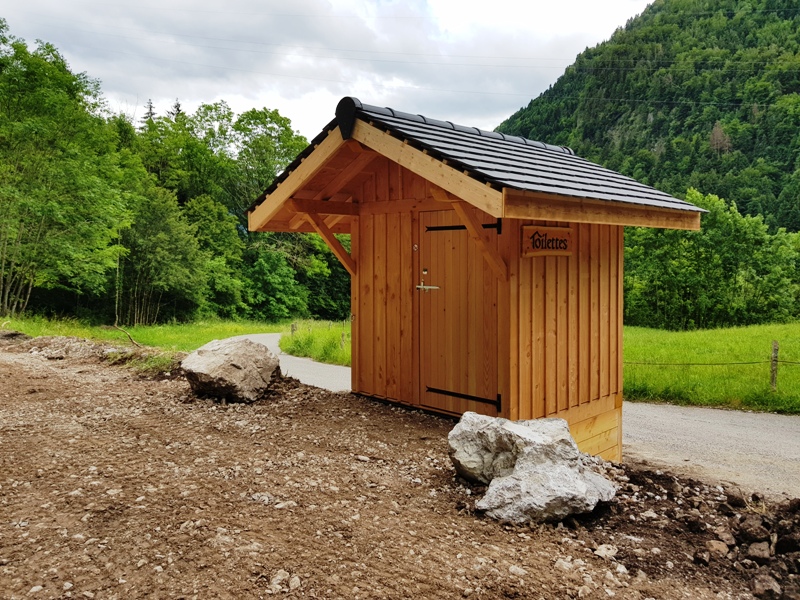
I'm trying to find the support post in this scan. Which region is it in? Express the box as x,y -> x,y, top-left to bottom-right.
771,340 -> 779,392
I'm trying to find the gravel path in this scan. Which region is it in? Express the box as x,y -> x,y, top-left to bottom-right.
243,334 -> 800,500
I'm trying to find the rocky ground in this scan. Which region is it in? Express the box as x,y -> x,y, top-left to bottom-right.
1,331 -> 798,599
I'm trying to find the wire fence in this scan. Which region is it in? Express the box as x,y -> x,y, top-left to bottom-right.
623,340 -> 800,412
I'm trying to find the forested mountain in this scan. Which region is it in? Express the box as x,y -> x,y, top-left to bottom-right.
498,0 -> 800,330
0,20 -> 350,325
498,0 -> 800,231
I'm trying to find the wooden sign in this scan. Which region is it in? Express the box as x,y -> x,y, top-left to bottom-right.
521,225 -> 573,257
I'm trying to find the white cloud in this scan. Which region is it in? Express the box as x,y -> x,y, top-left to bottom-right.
4,0 -> 652,139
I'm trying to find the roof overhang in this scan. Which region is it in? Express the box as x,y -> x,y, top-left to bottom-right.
248,98 -> 704,233
503,189 -> 702,230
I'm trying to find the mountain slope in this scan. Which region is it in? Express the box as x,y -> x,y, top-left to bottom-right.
497,0 -> 800,230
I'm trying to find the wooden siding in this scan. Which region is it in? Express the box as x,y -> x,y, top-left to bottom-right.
352,158 -> 420,404
351,156 -> 624,460
508,221 -> 624,460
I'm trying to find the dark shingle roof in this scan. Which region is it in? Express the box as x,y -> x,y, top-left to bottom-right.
252,97 -> 703,215
336,97 -> 702,213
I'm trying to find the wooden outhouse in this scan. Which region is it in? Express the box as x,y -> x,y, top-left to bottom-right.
248,97 -> 703,461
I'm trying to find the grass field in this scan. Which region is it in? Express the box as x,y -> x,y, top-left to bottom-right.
4,316 -> 799,413
624,324 -> 800,413
280,321 -> 800,414
278,319 -> 352,367
1,316 -> 283,352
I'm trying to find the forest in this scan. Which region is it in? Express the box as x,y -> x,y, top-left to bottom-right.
498,0 -> 800,329
0,19 -> 350,326
4,0 -> 800,331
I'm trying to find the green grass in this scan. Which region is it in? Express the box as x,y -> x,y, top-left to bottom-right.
6,316 -> 799,412
2,316 -> 283,352
623,324 -> 800,413
279,319 -> 351,366
277,320 -> 800,413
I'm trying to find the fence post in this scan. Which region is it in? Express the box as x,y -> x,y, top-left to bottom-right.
291,322 -> 297,337
771,340 -> 779,392
341,332 -> 346,349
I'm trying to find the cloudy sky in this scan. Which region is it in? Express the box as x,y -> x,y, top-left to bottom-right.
6,0 -> 652,139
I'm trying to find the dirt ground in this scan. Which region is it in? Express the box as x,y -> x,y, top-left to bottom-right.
1,332 -> 799,599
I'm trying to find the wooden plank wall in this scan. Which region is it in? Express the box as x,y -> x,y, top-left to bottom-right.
509,221 -> 624,461
352,158 -> 417,404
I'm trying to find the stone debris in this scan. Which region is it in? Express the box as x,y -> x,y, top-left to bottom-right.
448,412 -> 616,523
181,338 -> 280,402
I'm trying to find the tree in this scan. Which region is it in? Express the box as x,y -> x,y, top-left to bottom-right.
624,189 -> 798,329
140,99 -> 156,127
184,194 -> 246,318
118,185 -> 206,325
0,21 -> 128,316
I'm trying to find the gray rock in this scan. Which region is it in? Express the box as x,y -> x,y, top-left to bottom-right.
747,542 -> 772,565
181,338 -> 279,402
448,412 -> 616,523
750,573 -> 781,599
705,540 -> 729,559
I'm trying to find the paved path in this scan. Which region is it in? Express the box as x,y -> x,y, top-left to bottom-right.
238,333 -> 351,392
623,402 -> 800,499
242,333 -> 800,499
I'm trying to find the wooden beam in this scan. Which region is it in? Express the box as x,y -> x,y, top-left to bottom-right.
360,198 -> 449,216
450,200 -> 509,281
248,127 -> 346,231
305,212 -> 357,277
503,189 -> 702,231
287,199 -> 359,216
289,194 -> 355,230
251,219 -> 352,234
350,120 -> 504,217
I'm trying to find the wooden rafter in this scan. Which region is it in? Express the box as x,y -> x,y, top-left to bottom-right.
503,189 -> 702,231
289,192 -> 354,230
350,120 -> 504,217
304,212 -> 356,277
248,127 -> 346,231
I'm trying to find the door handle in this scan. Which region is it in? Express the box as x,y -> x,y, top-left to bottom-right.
416,280 -> 440,292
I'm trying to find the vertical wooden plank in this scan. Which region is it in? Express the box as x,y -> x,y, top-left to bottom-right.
618,227 -> 625,397
609,226 -> 619,394
468,217 -> 482,399
590,224 -> 600,402
568,228 -> 579,409
374,212 -> 387,397
545,256 -> 557,416
400,212 -> 413,404
350,216 -> 360,391
599,225 -> 610,399
444,219 -> 456,413
480,224 -> 495,402
579,223 -> 590,405
359,213 -> 375,394
500,220 -> 516,420
533,253 -> 546,418
385,212 -> 400,400
411,210 -> 421,406
519,240 -> 533,420
557,255 -> 569,413
375,157 -> 389,204
420,212 -> 433,406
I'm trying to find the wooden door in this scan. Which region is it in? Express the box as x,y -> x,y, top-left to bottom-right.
418,210 -> 499,416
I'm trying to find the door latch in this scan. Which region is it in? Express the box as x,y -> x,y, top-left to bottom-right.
416,279 -> 440,292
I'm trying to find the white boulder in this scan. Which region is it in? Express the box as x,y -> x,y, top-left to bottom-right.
181,338 -> 280,402
449,412 -> 616,523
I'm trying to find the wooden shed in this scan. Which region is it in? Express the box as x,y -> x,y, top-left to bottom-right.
248,97 -> 703,461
